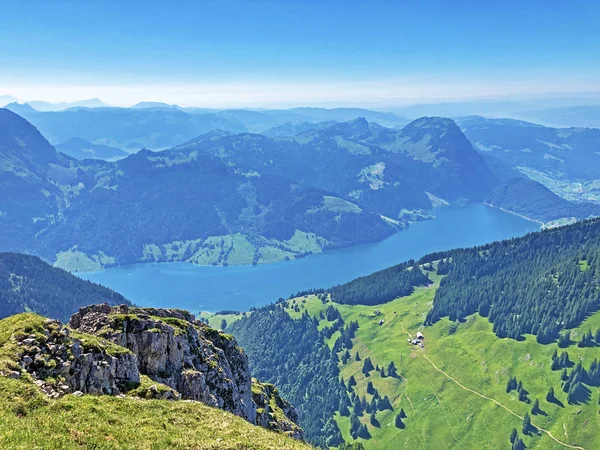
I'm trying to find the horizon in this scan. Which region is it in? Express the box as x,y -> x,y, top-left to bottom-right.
1,0 -> 599,108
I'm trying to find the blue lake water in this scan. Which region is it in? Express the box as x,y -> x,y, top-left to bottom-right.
78,204 -> 539,313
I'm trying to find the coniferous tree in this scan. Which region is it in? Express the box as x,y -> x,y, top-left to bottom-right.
522,412 -> 531,434
353,398 -> 363,416
558,331 -> 571,348
370,410 -> 379,427
531,398 -> 541,415
512,437 -> 526,450
357,424 -> 371,439
395,412 -> 405,429
355,351 -> 361,362
350,414 -> 360,437
366,381 -> 375,395
362,357 -> 375,376
506,376 -> 518,393
546,387 -> 555,403
387,361 -> 398,378
399,408 -> 407,418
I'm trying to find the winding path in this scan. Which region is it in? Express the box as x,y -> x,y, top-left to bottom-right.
422,353 -> 586,450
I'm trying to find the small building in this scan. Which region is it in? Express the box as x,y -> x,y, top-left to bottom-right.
416,332 -> 424,340
378,319 -> 384,326
374,310 -> 381,316
411,339 -> 419,345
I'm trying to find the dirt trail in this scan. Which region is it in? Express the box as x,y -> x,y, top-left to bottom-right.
422,354 -> 586,450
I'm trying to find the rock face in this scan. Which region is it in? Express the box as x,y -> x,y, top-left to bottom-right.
15,318 -> 139,398
68,304 -> 302,439
252,379 -> 304,440
14,304 -> 303,439
69,304 -> 255,422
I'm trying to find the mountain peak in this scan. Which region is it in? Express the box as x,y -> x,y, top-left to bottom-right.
4,102 -> 37,114
404,116 -> 458,130
0,108 -> 56,161
324,117 -> 370,136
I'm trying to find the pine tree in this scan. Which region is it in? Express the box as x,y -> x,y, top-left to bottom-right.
532,398 -> 541,415
353,398 -> 363,416
395,412 -> 405,429
546,386 -> 555,403
512,437 -> 526,450
366,381 -> 375,395
350,413 -> 361,436
362,357 -> 375,376
399,408 -> 407,418
561,368 -> 569,381
506,376 -> 518,393
558,331 -> 571,348
357,424 -> 370,439
370,410 -> 379,427
522,412 -> 531,434
387,361 -> 398,378
348,375 -> 357,387
355,351 -> 361,361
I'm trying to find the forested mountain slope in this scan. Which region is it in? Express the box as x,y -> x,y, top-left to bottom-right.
457,116 -> 600,203
0,109 -> 396,270
485,178 -> 600,225
177,117 -> 498,220
0,252 -> 130,321
227,218 -> 600,449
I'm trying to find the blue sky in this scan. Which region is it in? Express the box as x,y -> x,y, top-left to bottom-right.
0,0 -> 598,107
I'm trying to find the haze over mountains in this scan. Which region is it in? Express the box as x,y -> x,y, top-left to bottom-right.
2,100 -> 600,273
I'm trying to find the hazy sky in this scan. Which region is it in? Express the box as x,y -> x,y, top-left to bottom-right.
1,0 -> 598,107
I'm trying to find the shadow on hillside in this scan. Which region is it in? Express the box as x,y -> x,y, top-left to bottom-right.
567,385 -> 592,405
547,396 -> 564,408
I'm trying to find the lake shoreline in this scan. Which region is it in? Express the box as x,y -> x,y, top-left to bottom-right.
78,205 -> 539,313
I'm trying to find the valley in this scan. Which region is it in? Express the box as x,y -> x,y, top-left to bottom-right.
79,204 -> 538,312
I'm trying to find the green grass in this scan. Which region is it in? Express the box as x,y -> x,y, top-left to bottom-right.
0,314 -> 311,450
283,273 -> 600,450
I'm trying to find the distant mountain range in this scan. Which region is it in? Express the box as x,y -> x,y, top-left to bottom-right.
3,103 -> 409,151
27,98 -> 111,111
2,107 -> 599,272
0,108 -> 496,271
457,116 -> 600,203
55,137 -> 129,160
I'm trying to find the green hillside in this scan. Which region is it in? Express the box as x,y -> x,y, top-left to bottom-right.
276,276 -> 599,449
227,219 -> 600,449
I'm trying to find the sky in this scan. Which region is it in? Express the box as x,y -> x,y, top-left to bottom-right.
0,0 -> 599,107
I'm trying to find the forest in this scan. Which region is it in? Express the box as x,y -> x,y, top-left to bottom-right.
329,261 -> 431,305
0,252 -> 131,321
425,218 -> 600,342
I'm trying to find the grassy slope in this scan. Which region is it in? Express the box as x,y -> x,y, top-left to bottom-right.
281,270 -> 600,450
0,314 -> 310,450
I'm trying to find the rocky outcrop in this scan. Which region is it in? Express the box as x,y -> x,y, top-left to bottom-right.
253,379 -> 304,440
69,304 -> 255,422
68,304 -> 306,439
12,304 -> 303,439
14,317 -> 139,398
